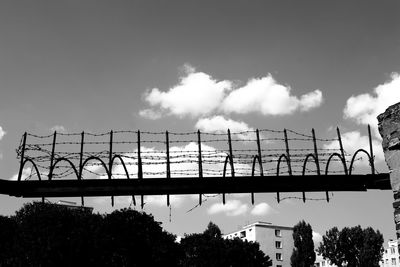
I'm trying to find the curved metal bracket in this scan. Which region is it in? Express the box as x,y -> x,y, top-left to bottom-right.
349,149 -> 373,175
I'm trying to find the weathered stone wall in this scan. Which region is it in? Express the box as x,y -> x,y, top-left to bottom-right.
378,102 -> 400,245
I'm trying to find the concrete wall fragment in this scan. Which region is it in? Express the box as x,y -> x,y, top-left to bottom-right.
378,102 -> 400,247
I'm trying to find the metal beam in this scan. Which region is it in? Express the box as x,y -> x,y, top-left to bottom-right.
0,173 -> 391,198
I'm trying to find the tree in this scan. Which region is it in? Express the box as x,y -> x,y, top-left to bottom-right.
0,202 -> 182,267
13,202 -> 102,267
180,221 -> 272,267
317,225 -> 384,267
96,208 -> 182,267
0,215 -> 18,266
290,220 -> 316,267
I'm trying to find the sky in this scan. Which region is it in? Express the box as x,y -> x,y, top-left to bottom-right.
0,0 -> 400,246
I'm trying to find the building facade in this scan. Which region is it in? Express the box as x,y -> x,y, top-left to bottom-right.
380,240 -> 400,267
223,221 -> 294,267
314,254 -> 337,267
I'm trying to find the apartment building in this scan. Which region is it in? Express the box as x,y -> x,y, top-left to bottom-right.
380,240 -> 400,267
314,254 -> 337,267
223,221 -> 294,267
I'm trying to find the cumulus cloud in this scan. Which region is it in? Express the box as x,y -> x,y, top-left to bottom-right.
323,130 -> 384,164
195,116 -> 254,133
144,195 -> 186,207
139,109 -> 162,120
9,167 -> 32,181
208,199 -> 248,216
141,66 -> 231,118
94,194 -> 186,208
50,125 -> 66,133
0,126 -> 6,140
250,202 -> 275,216
222,76 -> 323,115
344,73 -> 400,135
140,65 -> 323,119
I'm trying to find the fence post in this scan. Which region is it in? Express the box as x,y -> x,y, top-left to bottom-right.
378,102 -> 400,253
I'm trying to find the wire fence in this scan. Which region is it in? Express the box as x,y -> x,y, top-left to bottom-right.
17,126 -> 376,182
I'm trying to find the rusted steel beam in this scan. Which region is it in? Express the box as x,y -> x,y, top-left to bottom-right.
0,173 -> 390,198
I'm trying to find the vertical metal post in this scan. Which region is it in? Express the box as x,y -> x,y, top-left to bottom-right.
166,131 -> 171,207
251,129 -> 264,204
256,129 -> 264,177
49,131 -> 57,181
277,129 -> 292,203
79,131 -> 85,206
312,128 -> 323,202
337,127 -> 348,175
197,130 -> 203,205
137,130 -> 143,179
228,129 -> 235,178
368,125 -> 375,175
17,132 -> 27,182
109,130 -> 114,207
109,130 -> 113,174
223,129 -> 235,205
284,129 -> 292,176
137,130 -> 144,209
79,132 -> 85,180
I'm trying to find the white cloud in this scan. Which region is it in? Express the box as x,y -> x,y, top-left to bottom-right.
94,195 -> 187,208
50,125 -> 66,133
195,116 -> 254,133
222,75 -> 323,115
299,90 -> 324,111
138,109 -> 162,120
207,199 -> 248,216
140,66 -> 323,119
0,126 -> 6,140
250,202 -> 275,216
9,167 -> 32,181
141,66 -> 231,118
344,73 -> 400,135
313,231 -> 323,247
323,130 -> 384,165
144,195 -> 186,207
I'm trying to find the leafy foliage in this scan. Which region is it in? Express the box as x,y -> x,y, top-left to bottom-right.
290,220 -> 316,267
0,202 -> 181,267
180,221 -> 272,267
317,225 -> 384,267
96,208 -> 181,266
0,203 -> 274,266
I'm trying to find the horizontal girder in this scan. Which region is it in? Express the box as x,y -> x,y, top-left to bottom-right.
0,173 -> 391,198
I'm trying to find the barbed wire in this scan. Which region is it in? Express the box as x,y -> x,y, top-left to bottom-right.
17,127 -> 375,181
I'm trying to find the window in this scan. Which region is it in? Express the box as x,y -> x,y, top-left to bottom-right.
240,231 -> 246,238
276,253 -> 282,261
275,241 -> 282,249
391,247 -> 396,254
321,261 -> 325,266
392,258 -> 397,265
275,229 -> 281,237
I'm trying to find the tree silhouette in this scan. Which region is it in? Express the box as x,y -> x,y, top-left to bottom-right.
0,202 -> 181,267
290,220 -> 316,267
96,208 -> 181,267
317,225 -> 384,267
180,221 -> 272,267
